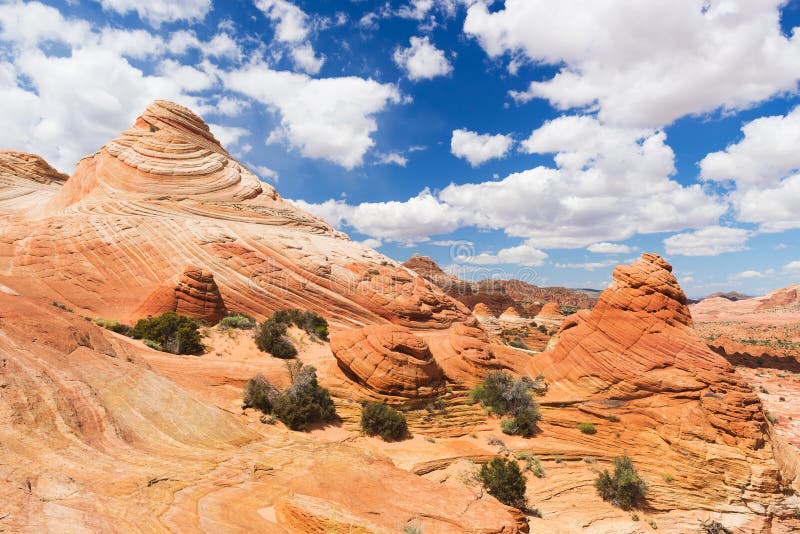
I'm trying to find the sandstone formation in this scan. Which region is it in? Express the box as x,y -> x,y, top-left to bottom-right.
134,265 -> 228,324
0,101 -> 467,329
330,325 -> 444,399
403,255 -> 596,316
533,302 -> 565,330
498,306 -> 527,325
0,292 -> 524,532
528,253 -> 785,516
0,150 -> 68,212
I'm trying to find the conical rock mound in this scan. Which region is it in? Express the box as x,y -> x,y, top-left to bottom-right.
0,151 -> 67,212
135,266 -> 227,324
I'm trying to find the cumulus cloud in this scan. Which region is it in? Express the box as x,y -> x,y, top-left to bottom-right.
255,0 -> 325,74
663,226 -> 751,256
251,164 -> 279,182
226,64 -> 401,169
732,270 -> 770,279
375,152 -> 408,167
701,106 -> 800,233
393,36 -> 453,81
297,115 -> 725,252
784,261 -> 800,273
450,129 -> 513,166
468,243 -> 548,267
464,0 -> 800,127
95,0 -> 211,27
209,123 -> 249,148
587,242 -> 633,254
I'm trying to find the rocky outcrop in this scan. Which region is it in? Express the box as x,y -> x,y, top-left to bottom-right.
529,253 -> 784,513
0,150 -> 67,212
135,266 -> 227,324
330,325 -> 445,398
499,306 -> 527,325
0,101 -> 467,329
533,302 -> 565,330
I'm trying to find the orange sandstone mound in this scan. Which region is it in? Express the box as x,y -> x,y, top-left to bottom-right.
533,302 -> 565,330
0,100 -> 467,329
330,324 -> 445,399
134,265 -> 228,324
528,254 -> 785,516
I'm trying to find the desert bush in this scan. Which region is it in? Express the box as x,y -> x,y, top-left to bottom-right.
254,317 -> 297,358
220,313 -> 255,330
361,402 -> 408,441
142,339 -> 162,351
272,309 -> 329,340
699,519 -> 732,534
129,312 -> 203,355
595,456 -> 647,510
508,337 -> 529,350
243,374 -> 280,413
478,457 -> 527,509
472,371 -> 541,437
95,318 -> 130,335
274,365 -> 336,431
578,422 -> 597,434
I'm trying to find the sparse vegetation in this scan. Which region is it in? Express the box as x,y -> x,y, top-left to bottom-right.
361,402 -> 408,441
765,411 -> 779,424
608,414 -> 620,422
647,519 -> 657,529
274,365 -> 337,431
52,301 -> 73,312
94,318 -> 130,335
130,312 -> 203,355
631,512 -> 639,521
471,371 -> 541,437
595,456 -> 647,510
243,374 -> 280,413
478,457 -> 527,509
142,339 -> 162,351
272,309 -> 329,340
242,364 -> 336,431
220,313 -> 256,330
508,337 -> 529,350
699,519 -> 732,534
254,316 -> 297,358
578,422 -> 597,435
662,472 -> 674,483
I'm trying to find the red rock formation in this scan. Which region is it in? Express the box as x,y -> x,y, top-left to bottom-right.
0,101 -> 467,329
533,302 -> 565,330
330,325 -> 445,398
0,150 -> 67,212
529,253 -> 783,511
135,266 -> 228,324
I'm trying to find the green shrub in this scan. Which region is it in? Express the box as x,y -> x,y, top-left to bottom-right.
272,309 -> 329,340
361,402 -> 408,441
595,456 -> 647,510
95,318 -> 130,335
130,312 -> 203,355
765,411 -> 779,424
220,313 -> 256,330
578,422 -> 597,435
508,337 -> 529,350
478,457 -> 527,509
243,374 -> 280,413
254,317 -> 297,358
142,339 -> 162,351
274,365 -> 336,431
472,371 -> 541,437
608,414 -> 620,422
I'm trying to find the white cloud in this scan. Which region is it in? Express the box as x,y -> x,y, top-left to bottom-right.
732,270 -> 770,279
663,226 -> 751,256
292,188 -> 461,242
297,115 -> 725,248
465,0 -> 800,127
206,33 -> 242,61
376,152 -> 408,167
587,242 -> 633,254
467,243 -> 548,267
209,123 -> 248,148
359,238 -> 383,249
701,106 -> 800,186
554,259 -> 618,270
701,106 -> 800,233
450,129 -> 513,166
393,36 -> 453,81
784,261 -> 800,273
95,0 -> 211,27
226,64 -> 401,169
0,1 -> 91,47
255,0 -> 325,74
251,164 -> 279,182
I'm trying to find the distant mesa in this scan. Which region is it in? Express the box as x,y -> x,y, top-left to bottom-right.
707,291 -> 752,302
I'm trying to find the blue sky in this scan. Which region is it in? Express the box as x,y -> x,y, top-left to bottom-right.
2,0 -> 800,297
